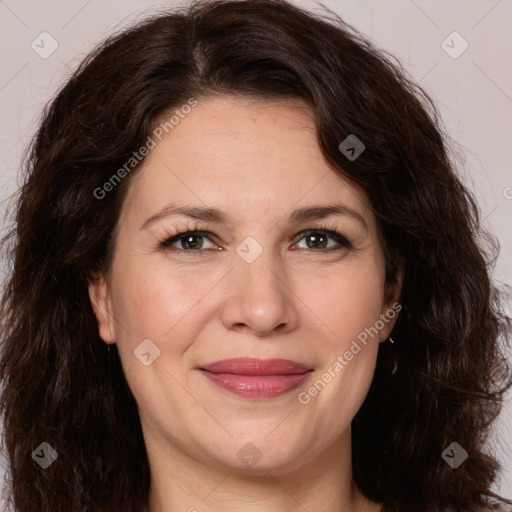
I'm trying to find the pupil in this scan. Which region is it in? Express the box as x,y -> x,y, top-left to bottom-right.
184,235 -> 202,249
308,233 -> 326,249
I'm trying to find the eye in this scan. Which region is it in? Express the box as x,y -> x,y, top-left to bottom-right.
161,231 -> 218,253
293,229 -> 351,251
159,226 -> 352,255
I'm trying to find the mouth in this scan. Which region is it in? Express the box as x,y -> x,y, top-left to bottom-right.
198,358 -> 314,399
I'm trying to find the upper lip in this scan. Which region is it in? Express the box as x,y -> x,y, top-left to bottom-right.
199,358 -> 312,375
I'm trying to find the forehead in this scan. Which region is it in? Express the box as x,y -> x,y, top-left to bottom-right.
121,95 -> 374,228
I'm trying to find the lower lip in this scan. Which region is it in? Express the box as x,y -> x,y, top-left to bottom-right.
200,371 -> 312,399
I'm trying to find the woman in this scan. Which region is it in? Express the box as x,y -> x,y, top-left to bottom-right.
1,0 -> 511,511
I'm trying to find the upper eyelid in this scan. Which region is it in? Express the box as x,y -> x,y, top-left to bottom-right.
163,227 -> 346,240
161,219 -> 349,237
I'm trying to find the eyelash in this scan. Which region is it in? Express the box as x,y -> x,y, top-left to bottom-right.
158,221 -> 352,256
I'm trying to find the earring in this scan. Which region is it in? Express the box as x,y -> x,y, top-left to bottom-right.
383,336 -> 398,375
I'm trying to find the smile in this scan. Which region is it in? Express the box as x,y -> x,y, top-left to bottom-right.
198,357 -> 314,399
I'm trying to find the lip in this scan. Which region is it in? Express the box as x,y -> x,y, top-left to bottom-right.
200,357 -> 312,375
198,358 -> 313,399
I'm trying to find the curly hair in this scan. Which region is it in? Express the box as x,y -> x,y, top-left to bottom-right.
1,0 -> 511,511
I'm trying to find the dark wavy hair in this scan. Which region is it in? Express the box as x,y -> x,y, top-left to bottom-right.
1,0 -> 511,511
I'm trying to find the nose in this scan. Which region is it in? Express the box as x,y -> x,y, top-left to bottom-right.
219,245 -> 300,337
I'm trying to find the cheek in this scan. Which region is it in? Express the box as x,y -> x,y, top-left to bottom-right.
108,260 -> 208,420
296,266 -> 385,425
108,258 -> 211,378
296,258 -> 386,344
112,253 -> 213,337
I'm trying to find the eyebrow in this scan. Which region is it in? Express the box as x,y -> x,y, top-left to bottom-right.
140,202 -> 368,231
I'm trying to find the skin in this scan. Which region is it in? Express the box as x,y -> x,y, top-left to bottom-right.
89,95 -> 402,512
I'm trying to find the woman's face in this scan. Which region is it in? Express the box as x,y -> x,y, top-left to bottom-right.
89,95 -> 401,475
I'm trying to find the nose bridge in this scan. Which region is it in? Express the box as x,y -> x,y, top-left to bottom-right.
233,233 -> 285,298
219,233 -> 298,335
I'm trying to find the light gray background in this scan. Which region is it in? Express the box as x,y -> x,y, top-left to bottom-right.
1,0 -> 511,504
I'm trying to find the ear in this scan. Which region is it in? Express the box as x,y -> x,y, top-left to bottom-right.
379,267 -> 404,342
88,273 -> 116,344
